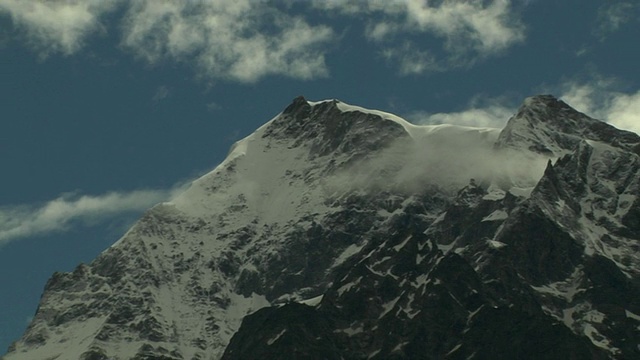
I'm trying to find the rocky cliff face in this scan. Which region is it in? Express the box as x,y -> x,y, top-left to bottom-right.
3,95 -> 640,360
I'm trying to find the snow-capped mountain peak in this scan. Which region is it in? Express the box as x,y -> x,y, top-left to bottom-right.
4,96 -> 640,360
496,94 -> 640,157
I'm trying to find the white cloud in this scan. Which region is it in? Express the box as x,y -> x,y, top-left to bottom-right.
559,78 -> 640,135
594,2 -> 638,40
119,1 -> 334,82
406,96 -> 515,128
402,0 -> 524,54
366,21 -> 401,42
606,92 -> 640,134
0,0 -> 119,57
0,187 -> 185,246
1,1 -> 524,78
327,122 -> 547,196
382,42 -> 441,74
316,0 -> 525,73
152,85 -> 170,103
1,0 -> 334,82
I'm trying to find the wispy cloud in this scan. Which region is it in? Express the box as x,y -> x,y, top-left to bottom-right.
326,123 -> 547,196
604,93 -> 640,134
1,0 -> 524,79
152,85 -> 170,103
0,0 -> 119,57
593,2 -> 638,40
0,0 -> 334,82
316,0 -> 526,73
382,42 -> 441,75
119,1 -> 334,83
558,77 -> 640,134
0,186 -> 186,247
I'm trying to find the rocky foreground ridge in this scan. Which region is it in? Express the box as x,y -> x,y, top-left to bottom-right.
3,95 -> 640,359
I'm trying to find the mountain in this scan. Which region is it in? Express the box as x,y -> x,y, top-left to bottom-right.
3,95 -> 640,360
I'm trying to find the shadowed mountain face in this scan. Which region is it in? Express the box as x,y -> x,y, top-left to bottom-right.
4,95 -> 640,360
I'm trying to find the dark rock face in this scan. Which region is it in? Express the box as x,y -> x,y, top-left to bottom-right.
225,245 -> 610,359
221,303 -> 341,360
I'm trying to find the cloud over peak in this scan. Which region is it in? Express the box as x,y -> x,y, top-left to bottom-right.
406,95 -> 516,128
559,77 -> 640,135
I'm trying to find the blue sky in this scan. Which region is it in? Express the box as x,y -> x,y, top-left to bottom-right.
1,0 -> 639,352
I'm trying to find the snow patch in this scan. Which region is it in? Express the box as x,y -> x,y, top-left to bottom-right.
431,211 -> 447,225
584,324 -> 618,354
335,325 -> 364,337
298,294 -> 324,307
483,187 -> 506,200
437,241 -> 456,254
531,268 -> 585,302
368,349 -> 381,359
267,329 -> 287,346
563,306 -> 578,328
446,343 -> 462,356
393,235 -> 412,251
332,243 -> 364,268
392,341 -> 409,353
337,277 -> 362,296
482,210 -> 508,222
625,310 -> 640,321
379,296 -> 401,319
486,240 -> 507,249
220,292 -> 271,343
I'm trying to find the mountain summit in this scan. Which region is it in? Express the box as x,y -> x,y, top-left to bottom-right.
3,96 -> 640,360
497,94 -> 640,156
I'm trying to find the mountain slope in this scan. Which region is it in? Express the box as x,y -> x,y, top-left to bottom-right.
4,95 -> 640,360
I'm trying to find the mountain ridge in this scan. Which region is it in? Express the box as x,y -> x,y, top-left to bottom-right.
3,95 -> 640,360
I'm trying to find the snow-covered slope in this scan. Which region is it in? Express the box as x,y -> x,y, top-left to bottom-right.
4,95 -> 640,360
